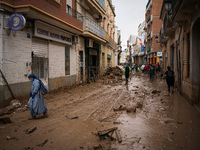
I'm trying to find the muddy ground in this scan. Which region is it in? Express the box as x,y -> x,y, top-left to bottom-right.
1,72 -> 200,150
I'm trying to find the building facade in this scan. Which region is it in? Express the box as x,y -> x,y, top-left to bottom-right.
145,0 -> 162,65
0,0 -> 83,106
159,0 -> 200,103
0,0 -> 117,107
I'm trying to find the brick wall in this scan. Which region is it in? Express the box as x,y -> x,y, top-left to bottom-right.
1,0 -> 83,30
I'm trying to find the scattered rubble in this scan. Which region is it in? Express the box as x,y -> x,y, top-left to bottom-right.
10,99 -> 21,108
101,66 -> 123,80
126,102 -> 143,113
152,90 -> 161,94
113,105 -> 126,111
0,117 -> 12,124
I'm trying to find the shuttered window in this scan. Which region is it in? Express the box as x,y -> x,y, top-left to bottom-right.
31,38 -> 48,80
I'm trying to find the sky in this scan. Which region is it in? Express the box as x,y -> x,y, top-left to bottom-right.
112,0 -> 148,50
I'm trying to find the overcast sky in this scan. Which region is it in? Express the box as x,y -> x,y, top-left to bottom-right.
112,0 -> 148,50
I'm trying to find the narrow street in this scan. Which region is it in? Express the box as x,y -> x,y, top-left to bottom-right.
1,72 -> 200,150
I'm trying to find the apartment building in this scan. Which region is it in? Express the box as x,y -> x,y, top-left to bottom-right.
0,0 -> 83,106
145,0 -> 162,65
159,0 -> 200,103
76,0 -> 116,82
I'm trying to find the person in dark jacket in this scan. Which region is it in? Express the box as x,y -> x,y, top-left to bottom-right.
164,66 -> 175,95
123,64 -> 131,85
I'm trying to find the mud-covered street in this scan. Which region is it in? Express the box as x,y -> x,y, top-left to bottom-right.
1,73 -> 200,150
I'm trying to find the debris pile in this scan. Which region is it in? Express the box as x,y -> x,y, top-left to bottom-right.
102,66 -> 123,79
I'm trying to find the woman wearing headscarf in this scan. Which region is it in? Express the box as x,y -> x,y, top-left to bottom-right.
28,74 -> 48,119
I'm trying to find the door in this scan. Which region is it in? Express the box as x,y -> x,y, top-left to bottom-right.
79,51 -> 83,81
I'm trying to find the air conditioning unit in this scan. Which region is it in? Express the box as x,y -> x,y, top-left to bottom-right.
86,39 -> 93,48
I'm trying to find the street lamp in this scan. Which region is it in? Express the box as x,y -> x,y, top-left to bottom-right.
164,0 -> 172,14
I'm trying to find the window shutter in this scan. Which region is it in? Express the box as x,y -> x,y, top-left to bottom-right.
67,0 -> 72,7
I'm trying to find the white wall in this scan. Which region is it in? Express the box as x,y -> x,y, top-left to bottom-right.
0,13 -> 32,84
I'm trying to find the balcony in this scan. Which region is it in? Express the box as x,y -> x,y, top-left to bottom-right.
81,0 -> 106,16
146,0 -> 152,11
96,0 -> 105,10
105,32 -> 116,48
67,7 -> 83,22
159,28 -> 168,44
163,14 -> 175,37
83,17 -> 105,41
147,47 -> 151,53
147,31 -> 151,39
147,15 -> 151,24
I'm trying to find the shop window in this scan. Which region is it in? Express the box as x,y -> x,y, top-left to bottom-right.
187,32 -> 190,77
65,45 -> 70,75
32,57 -> 48,80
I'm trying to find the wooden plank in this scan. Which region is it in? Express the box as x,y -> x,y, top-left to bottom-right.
115,130 -> 122,143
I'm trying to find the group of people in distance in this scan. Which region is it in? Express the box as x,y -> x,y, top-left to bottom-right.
123,63 -> 175,95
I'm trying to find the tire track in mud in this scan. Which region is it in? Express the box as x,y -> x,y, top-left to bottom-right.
88,88 -> 132,121
60,87 -> 120,118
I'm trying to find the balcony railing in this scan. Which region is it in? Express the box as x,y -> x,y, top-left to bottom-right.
146,0 -> 151,9
171,0 -> 178,13
147,15 -> 151,24
83,17 -> 105,39
159,28 -> 167,44
67,7 -> 83,22
96,0 -> 105,10
147,31 -> 151,39
105,32 -> 116,48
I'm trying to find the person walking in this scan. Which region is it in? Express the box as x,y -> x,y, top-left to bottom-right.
149,64 -> 155,82
123,64 -> 131,85
165,66 -> 175,95
28,74 -> 48,119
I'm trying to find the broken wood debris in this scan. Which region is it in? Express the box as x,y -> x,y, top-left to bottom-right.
96,127 -> 122,143
25,126 -> 37,134
37,139 -> 48,147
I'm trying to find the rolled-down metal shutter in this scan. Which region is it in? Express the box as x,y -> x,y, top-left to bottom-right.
32,38 -> 48,58
31,38 -> 48,82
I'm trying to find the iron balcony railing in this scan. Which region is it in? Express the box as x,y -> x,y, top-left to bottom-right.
147,15 -> 151,24
146,0 -> 152,9
171,0 -> 178,13
83,17 -> 105,39
96,0 -> 105,10
66,7 -> 83,22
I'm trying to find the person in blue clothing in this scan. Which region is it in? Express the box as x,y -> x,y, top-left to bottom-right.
28,74 -> 48,119
123,64 -> 131,85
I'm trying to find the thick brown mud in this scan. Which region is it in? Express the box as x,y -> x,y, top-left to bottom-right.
0,73 -> 200,150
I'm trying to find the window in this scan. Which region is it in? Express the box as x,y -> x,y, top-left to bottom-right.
66,0 -> 72,16
54,0 -> 59,2
65,45 -> 70,75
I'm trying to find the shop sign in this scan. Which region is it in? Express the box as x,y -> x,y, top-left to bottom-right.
154,55 -> 157,58
8,13 -> 26,31
157,52 -> 162,57
107,54 -> 111,59
141,45 -> 145,52
34,20 -> 72,45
